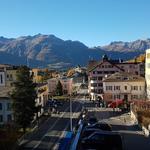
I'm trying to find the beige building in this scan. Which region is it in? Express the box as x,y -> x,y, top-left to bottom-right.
145,49 -> 150,100
88,55 -> 145,100
103,72 -> 145,103
48,77 -> 73,96
0,87 -> 13,125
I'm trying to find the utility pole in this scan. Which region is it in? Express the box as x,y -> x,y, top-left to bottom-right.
70,96 -> 73,132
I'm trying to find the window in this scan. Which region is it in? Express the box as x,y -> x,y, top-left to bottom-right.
91,77 -> 97,81
0,74 -> 3,84
123,77 -> 128,80
39,97 -> 41,103
114,95 -> 120,99
98,83 -> 103,87
133,86 -> 138,90
7,114 -> 12,122
104,71 -> 109,74
93,71 -> 95,74
110,71 -> 115,74
131,95 -> 138,99
7,103 -> 12,111
9,74 -> 13,80
97,71 -> 102,74
114,86 -> 120,90
106,86 -> 112,90
91,83 -> 97,87
0,115 -> 3,122
98,89 -> 103,94
108,65 -> 113,68
98,77 -> 103,80
139,86 -> 142,90
0,103 -> 2,110
91,89 -> 97,93
124,86 -> 127,90
64,84 -> 67,88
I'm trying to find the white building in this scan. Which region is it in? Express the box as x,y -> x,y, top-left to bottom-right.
0,87 -> 13,125
145,49 -> 150,100
35,83 -> 49,117
88,55 -> 145,101
88,55 -> 123,100
103,72 -> 145,103
0,70 -> 5,86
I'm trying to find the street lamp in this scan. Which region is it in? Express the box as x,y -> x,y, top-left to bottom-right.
70,95 -> 73,132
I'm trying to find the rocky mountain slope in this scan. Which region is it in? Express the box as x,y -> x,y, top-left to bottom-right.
0,34 -> 149,68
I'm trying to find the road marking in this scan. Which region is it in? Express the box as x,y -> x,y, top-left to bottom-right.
32,98 -> 81,150
52,100 -> 81,150
32,106 -> 69,150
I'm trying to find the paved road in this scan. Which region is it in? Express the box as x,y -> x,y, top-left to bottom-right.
19,97 -> 83,150
84,106 -> 150,150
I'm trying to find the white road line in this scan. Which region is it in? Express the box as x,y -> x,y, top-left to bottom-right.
32,99 -> 81,150
32,106 -> 69,150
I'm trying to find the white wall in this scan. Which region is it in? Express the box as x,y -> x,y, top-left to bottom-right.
0,99 -> 13,124
0,72 -> 5,86
103,81 -> 145,101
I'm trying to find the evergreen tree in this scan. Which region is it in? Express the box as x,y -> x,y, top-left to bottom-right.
55,80 -> 63,96
10,66 -> 37,133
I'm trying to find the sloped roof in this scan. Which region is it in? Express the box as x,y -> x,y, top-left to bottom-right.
103,72 -> 145,82
88,60 -> 124,72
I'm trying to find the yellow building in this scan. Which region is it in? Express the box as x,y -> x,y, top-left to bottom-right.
32,68 -> 45,83
5,68 -> 18,87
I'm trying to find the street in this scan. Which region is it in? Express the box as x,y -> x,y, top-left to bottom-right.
19,97 -> 83,150
19,98 -> 150,150
83,105 -> 150,150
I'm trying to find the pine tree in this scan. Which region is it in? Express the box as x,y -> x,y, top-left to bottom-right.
55,80 -> 63,96
10,66 -> 37,133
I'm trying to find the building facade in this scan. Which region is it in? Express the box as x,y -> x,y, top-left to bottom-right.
145,49 -> 150,100
0,87 -> 14,125
48,77 -> 73,96
88,55 -> 145,100
36,83 -> 49,117
103,72 -> 145,103
88,55 -> 124,100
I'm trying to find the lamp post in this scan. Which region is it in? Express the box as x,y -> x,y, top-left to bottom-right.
70,95 -> 73,132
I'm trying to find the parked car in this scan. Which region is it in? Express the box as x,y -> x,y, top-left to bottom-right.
81,131 -> 123,150
80,128 -> 102,139
87,117 -> 98,125
85,122 -> 112,131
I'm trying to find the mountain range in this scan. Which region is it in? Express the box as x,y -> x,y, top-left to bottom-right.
0,34 -> 149,69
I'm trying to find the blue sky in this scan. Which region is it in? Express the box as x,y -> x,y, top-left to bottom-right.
0,0 -> 150,46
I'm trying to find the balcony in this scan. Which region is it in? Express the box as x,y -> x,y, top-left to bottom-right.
90,80 -> 97,83
90,86 -> 98,90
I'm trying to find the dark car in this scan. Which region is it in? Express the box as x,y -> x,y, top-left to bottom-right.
85,122 -> 112,131
81,131 -> 123,150
55,100 -> 63,106
87,117 -> 98,125
80,128 -> 102,139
